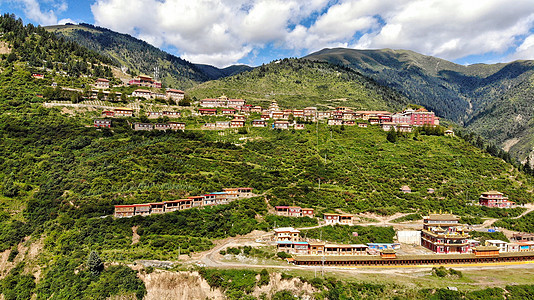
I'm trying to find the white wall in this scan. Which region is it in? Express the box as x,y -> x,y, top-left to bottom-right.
397,231 -> 422,245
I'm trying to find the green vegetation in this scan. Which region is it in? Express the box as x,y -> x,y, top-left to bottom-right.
87,251 -> 104,276
460,215 -> 483,225
304,48 -> 534,163
432,266 -> 462,278
2,14 -> 534,299
261,215 -> 318,229
0,14 -> 114,76
199,268 -> 260,299
469,231 -> 510,243
188,58 -> 408,111
37,262 -> 146,300
302,225 -> 395,244
392,213 -> 422,223
494,211 -> 534,233
195,267 -> 534,300
220,246 -> 276,260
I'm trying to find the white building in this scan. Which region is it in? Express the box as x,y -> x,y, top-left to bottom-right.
485,240 -> 508,252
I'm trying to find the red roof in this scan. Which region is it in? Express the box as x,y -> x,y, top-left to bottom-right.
199,109 -> 217,111
167,89 -> 184,93
96,78 -> 109,82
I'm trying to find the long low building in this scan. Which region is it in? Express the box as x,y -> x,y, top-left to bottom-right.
114,187 -> 253,217
277,241 -> 370,256
274,206 -> 314,217
291,251 -> 534,266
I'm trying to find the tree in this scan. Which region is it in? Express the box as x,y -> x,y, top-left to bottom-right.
2,177 -> 18,197
238,127 -> 248,134
179,95 -> 191,106
386,128 -> 397,143
97,89 -> 105,101
87,251 -> 104,276
525,156 -> 532,175
258,269 -> 270,286
108,91 -> 116,101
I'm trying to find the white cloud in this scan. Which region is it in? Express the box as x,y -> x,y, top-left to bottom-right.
353,0 -> 534,61
90,0 -> 534,67
13,0 -> 58,25
91,0 -> 331,67
57,18 -> 75,25
508,34 -> 534,61
9,0 -> 70,25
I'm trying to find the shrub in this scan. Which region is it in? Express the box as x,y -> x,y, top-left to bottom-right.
7,248 -> 18,262
277,252 -> 291,259
258,269 -> 270,286
432,266 -> 448,277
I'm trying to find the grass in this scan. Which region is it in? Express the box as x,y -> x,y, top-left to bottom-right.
187,58 -> 408,111
276,265 -> 534,291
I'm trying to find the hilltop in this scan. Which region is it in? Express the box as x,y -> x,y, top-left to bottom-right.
305,48 -> 534,162
187,58 -> 409,110
45,23 -> 252,89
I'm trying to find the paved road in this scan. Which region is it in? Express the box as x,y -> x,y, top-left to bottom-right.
195,230 -> 534,273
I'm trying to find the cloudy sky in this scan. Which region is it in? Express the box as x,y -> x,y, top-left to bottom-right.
2,0 -> 534,67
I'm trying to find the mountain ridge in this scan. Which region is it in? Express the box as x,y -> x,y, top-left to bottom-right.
186,58 -> 409,111
45,23 -> 252,89
304,47 -> 534,161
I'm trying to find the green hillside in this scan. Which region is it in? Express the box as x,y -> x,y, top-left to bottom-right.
187,58 -> 409,110
2,15 -> 534,299
305,48 -> 534,162
465,72 -> 534,161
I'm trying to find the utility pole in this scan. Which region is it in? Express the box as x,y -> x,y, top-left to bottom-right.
321,255 -> 325,277
316,119 -> 319,149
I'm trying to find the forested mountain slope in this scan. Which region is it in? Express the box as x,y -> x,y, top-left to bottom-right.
305,48 -> 534,162
46,23 -> 252,89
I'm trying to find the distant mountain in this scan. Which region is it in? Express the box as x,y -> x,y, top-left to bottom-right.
45,23 -> 251,89
194,64 -> 253,80
305,48 -> 534,162
187,58 -> 408,111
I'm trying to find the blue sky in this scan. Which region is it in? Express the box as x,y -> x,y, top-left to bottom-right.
2,0 -> 534,67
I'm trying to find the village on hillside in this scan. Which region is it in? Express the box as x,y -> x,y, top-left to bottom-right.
37,73 -> 453,134
38,72 -> 534,268
112,182 -> 534,266
93,92 -> 444,133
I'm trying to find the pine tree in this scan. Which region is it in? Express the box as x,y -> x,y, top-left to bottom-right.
87,251 -> 104,276
525,156 -> 532,175
387,128 -> 397,143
